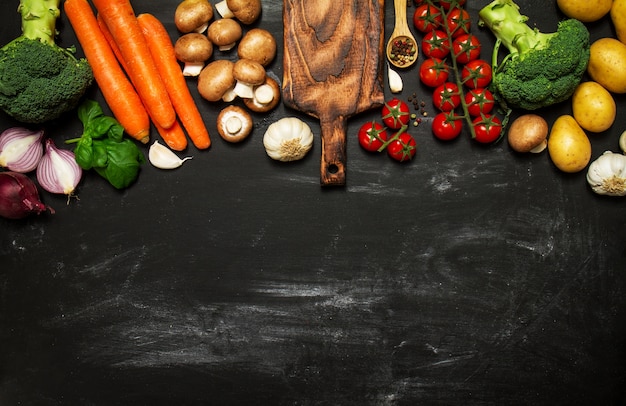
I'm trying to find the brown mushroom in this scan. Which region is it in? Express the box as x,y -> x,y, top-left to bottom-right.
216,105 -> 253,143
243,76 -> 281,113
507,114 -> 549,153
174,33 -> 214,76
207,18 -> 243,51
174,0 -> 214,33
214,0 -> 261,25
237,28 -> 277,67
197,60 -> 236,102
232,59 -> 266,99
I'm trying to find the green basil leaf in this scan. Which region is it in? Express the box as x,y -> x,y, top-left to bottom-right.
72,136 -> 94,170
96,139 -> 144,189
78,99 -> 103,127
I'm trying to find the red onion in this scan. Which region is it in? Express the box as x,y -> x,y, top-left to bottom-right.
0,171 -> 54,220
36,138 -> 82,196
0,127 -> 44,173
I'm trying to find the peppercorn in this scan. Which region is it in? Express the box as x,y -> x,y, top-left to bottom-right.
389,37 -> 416,67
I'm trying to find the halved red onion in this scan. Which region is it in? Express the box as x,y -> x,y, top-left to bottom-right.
0,127 -> 44,173
36,138 -> 82,196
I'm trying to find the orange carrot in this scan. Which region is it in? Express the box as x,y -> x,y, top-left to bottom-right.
92,0 -> 176,130
137,13 -> 211,150
154,119 -> 189,152
98,14 -> 188,151
64,0 -> 150,143
97,14 -> 129,73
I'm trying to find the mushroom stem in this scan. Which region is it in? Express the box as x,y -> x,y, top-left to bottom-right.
215,0 -> 235,18
234,82 -> 256,99
225,116 -> 243,135
529,140 -> 548,154
254,84 -> 274,105
222,86 -> 237,102
183,62 -> 205,77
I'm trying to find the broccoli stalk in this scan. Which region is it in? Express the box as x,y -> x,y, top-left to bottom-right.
0,0 -> 93,124
478,0 -> 590,111
21,0 -> 60,46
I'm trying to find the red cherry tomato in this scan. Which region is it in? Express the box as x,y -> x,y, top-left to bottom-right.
432,82 -> 461,112
357,120 -> 388,152
446,7 -> 471,38
472,114 -> 502,143
419,57 -> 449,88
422,30 -> 450,60
452,33 -> 481,64
432,111 -> 463,141
461,59 -> 493,89
387,131 -> 417,162
464,88 -> 495,117
413,4 -> 442,33
382,98 -> 410,130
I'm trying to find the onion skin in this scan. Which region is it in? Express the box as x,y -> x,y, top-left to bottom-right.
0,171 -> 54,220
0,127 -> 44,173
36,138 -> 82,196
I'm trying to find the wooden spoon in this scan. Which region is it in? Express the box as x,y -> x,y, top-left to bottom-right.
386,0 -> 418,68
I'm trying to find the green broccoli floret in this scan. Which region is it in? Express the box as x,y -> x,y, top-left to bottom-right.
478,0 -> 590,111
0,0 -> 93,124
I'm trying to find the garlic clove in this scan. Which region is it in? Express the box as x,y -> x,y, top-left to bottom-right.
387,63 -> 403,93
620,130 -> 626,155
148,140 -> 192,169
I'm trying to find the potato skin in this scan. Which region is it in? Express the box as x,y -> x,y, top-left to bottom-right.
547,115 -> 592,173
611,0 -> 626,44
557,0 -> 612,22
572,81 -> 616,133
587,38 -> 626,94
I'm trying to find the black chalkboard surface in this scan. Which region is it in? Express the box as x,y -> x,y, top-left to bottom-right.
1,0 -> 625,404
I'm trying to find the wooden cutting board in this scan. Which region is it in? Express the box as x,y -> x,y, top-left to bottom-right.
282,0 -> 386,186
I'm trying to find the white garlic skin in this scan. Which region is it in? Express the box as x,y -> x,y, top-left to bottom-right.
586,151 -> 626,196
263,117 -> 314,162
387,64 -> 403,93
148,140 -> 192,169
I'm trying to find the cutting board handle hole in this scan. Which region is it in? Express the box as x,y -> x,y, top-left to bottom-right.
327,164 -> 339,174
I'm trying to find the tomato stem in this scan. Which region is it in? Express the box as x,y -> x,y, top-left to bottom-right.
377,124 -> 409,152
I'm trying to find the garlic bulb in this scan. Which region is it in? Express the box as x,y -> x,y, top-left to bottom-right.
586,151 -> 626,196
387,63 -> 403,93
148,140 -> 192,169
263,117 -> 314,162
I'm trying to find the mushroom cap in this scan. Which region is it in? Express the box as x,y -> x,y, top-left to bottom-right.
175,0 -> 214,33
233,58 -> 266,85
237,28 -> 277,67
175,33 -> 213,63
243,76 -> 281,113
207,18 -> 243,48
197,59 -> 236,102
227,0 -> 262,24
508,114 -> 549,153
216,105 -> 253,143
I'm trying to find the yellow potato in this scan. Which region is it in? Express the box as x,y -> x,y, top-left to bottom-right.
587,38 -> 626,94
547,115 -> 592,173
557,0 -> 612,22
572,81 -> 616,132
611,0 -> 626,44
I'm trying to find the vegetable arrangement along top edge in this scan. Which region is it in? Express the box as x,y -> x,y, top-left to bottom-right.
1,0 -> 626,221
